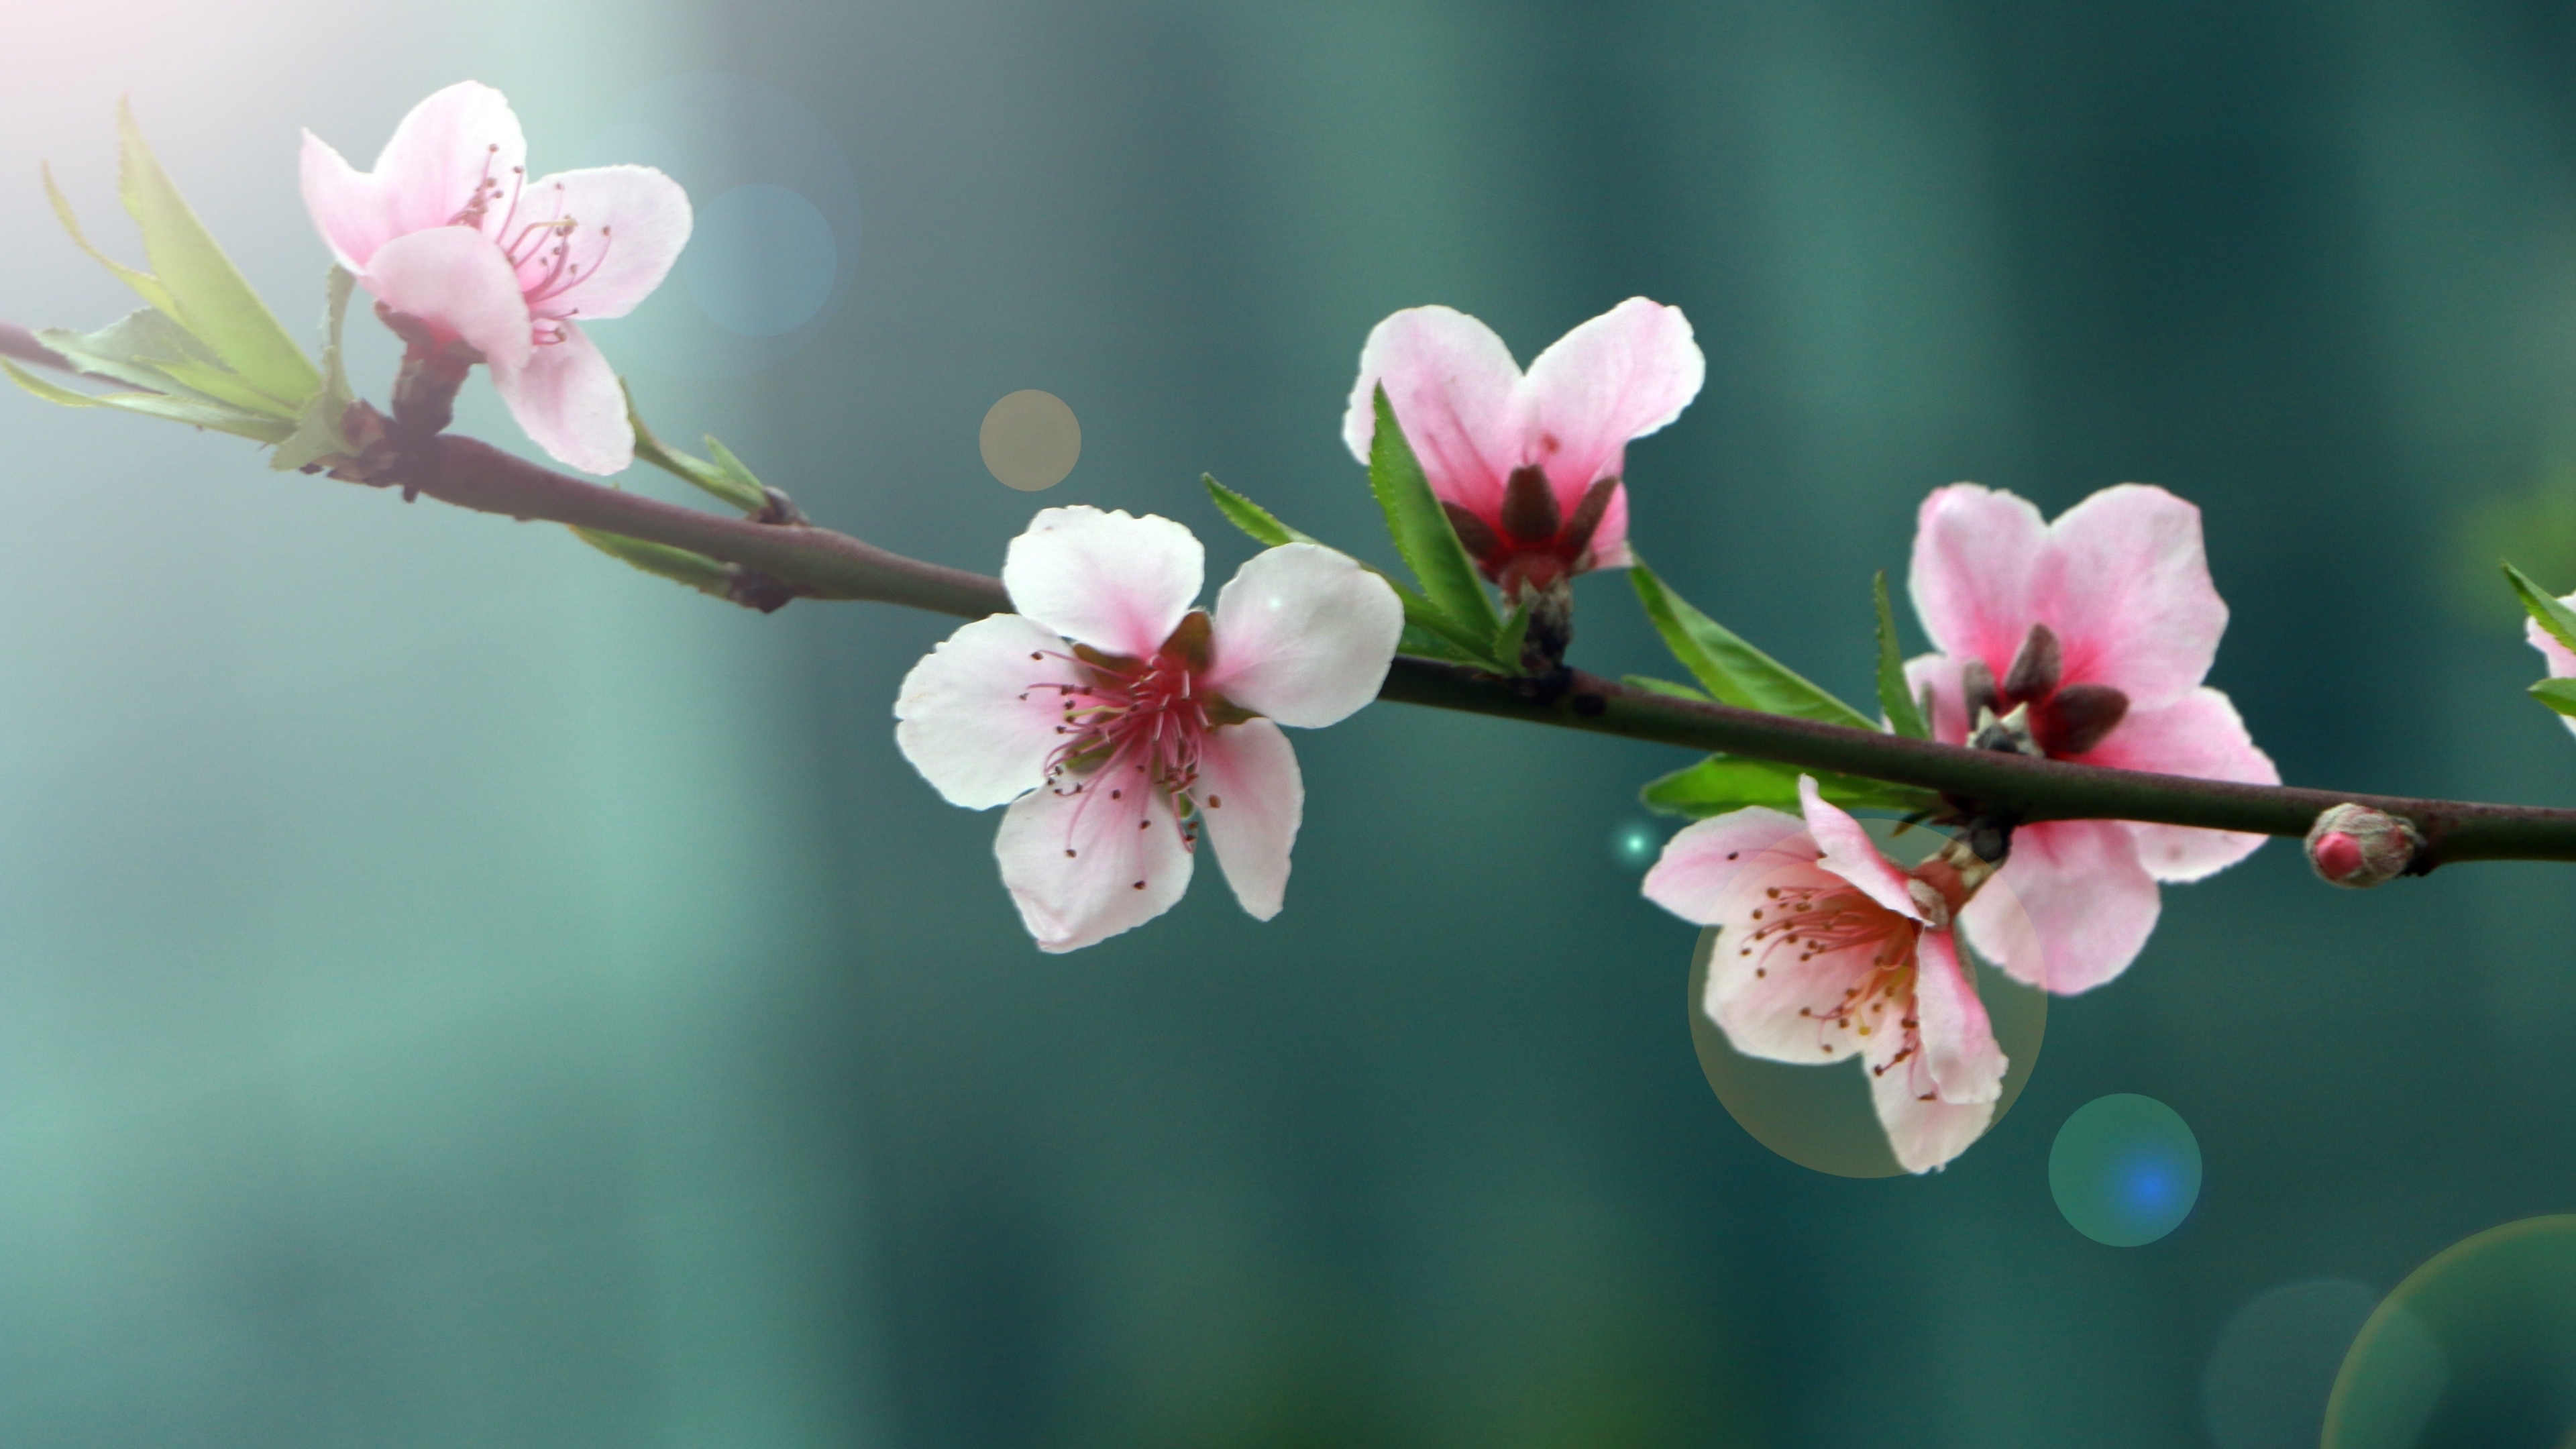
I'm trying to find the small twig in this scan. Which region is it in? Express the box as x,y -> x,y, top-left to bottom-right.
376,430 -> 2576,870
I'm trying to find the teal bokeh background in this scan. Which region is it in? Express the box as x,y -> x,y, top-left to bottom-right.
10,1 -> 2576,1444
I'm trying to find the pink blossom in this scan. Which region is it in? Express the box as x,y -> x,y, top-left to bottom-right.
2527,591 -> 2576,740
1904,484 -> 2278,995
301,81 -> 692,474
1342,299 -> 1703,595
896,506 -> 1403,953
1645,777 -> 2007,1173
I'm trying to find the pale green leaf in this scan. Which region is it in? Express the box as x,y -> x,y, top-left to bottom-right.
272,268 -> 361,472
5,359 -> 290,441
1874,570 -> 1930,739
2532,678 -> 2576,719
572,527 -> 739,599
1493,596 -> 1532,674
1203,475 -> 1316,547
118,100 -> 317,407
44,162 -> 178,318
1622,674 -> 1711,702
1629,559 -> 1876,729
629,385 -> 769,511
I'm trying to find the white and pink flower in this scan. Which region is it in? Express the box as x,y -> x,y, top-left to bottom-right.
896,506 -> 1403,953
1904,484 -> 2278,995
301,81 -> 692,475
1646,777 -> 2008,1173
1342,299 -> 1704,595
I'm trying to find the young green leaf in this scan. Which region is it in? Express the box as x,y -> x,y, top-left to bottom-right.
1874,570 -> 1930,739
1492,596 -> 1534,674
3,358 -> 292,441
2532,678 -> 2576,719
1640,754 -> 1939,820
37,309 -> 237,402
1629,560 -> 1876,729
1368,385 -> 1497,641
627,386 -> 768,512
1621,674 -> 1712,702
272,268 -> 361,472
44,163 -> 178,319
1203,475 -> 1316,548
2506,562 -> 2576,655
116,101 -> 317,408
571,527 -> 739,600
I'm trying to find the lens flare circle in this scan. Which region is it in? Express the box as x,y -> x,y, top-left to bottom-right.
2048,1093 -> 2200,1246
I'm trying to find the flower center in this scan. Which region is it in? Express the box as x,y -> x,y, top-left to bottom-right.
1033,612 -> 1236,847
1739,882 -> 1923,1053
1442,467 -> 1622,595
1963,623 -> 2130,758
449,146 -> 611,346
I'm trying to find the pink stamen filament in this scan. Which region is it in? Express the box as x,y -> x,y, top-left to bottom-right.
1737,882 -> 1924,1058
1032,643 -> 1218,852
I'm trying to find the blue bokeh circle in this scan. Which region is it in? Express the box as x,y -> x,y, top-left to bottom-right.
2050,1092 -> 2202,1246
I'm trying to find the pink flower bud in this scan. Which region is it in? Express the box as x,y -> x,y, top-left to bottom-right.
2304,804 -> 2422,889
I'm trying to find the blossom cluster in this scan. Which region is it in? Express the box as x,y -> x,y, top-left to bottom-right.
17,80 -> 2339,1177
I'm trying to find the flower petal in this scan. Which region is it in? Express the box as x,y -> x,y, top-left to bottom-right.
2532,608 -> 2576,740
1908,484 -> 2049,672
1002,506 -> 1203,658
1195,718 -> 1303,920
1343,305 -> 1523,517
1203,543 -> 1402,729
1902,651 -> 1977,748
894,613 -> 1079,808
1911,931 -> 2004,1106
490,323 -> 631,474
518,165 -> 694,321
2082,686 -> 2277,883
1583,481 -> 1633,571
1963,818 -> 2162,995
1799,775 -> 1921,920
300,131 -> 394,274
994,771 -> 1193,952
1868,1044 -> 1995,1174
362,225 -> 535,368
2029,484 -> 2228,708
1644,806 -> 1816,927
373,82 -> 527,225
1520,297 -> 1705,509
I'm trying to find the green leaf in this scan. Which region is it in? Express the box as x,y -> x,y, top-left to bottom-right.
1640,754 -> 1939,820
572,527 -> 739,599
4,358 -> 292,441
1874,570 -> 1929,739
117,100 -> 317,408
44,162 -> 178,318
37,309 -> 234,401
272,268 -> 360,472
1492,596 -> 1532,674
1397,623 -> 1489,664
2506,561 -> 2576,656
1629,559 -> 1877,729
1204,475 -> 1318,547
628,386 -> 770,511
2532,678 -> 2576,719
1622,674 -> 1711,701
1368,385 -> 1497,641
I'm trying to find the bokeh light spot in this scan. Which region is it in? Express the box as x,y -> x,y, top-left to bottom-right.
682,184 -> 839,338
2203,1279 -> 2379,1449
1609,818 -> 1662,871
981,391 -> 1082,492
2049,1093 -> 2201,1245
2326,1215 -> 2576,1448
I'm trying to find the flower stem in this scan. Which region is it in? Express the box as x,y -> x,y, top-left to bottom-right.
384,436 -> 2576,872
11,310 -> 2569,877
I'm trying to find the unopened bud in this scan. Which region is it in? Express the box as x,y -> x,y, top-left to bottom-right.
2305,804 -> 2423,889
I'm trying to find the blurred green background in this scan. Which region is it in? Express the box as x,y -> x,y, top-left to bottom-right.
9,1 -> 2576,1444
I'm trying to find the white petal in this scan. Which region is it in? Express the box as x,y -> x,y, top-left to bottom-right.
488,323 -> 631,474
894,613 -> 1079,808
1002,506 -> 1203,658
362,225 -> 534,369
1799,776 -> 1922,920
1203,544 -> 1402,729
1964,818 -> 2162,995
1912,931 -> 2004,1106
1868,1042 -> 1996,1174
1195,719 -> 1304,920
1643,806 -> 1815,926
994,773 -> 1193,953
